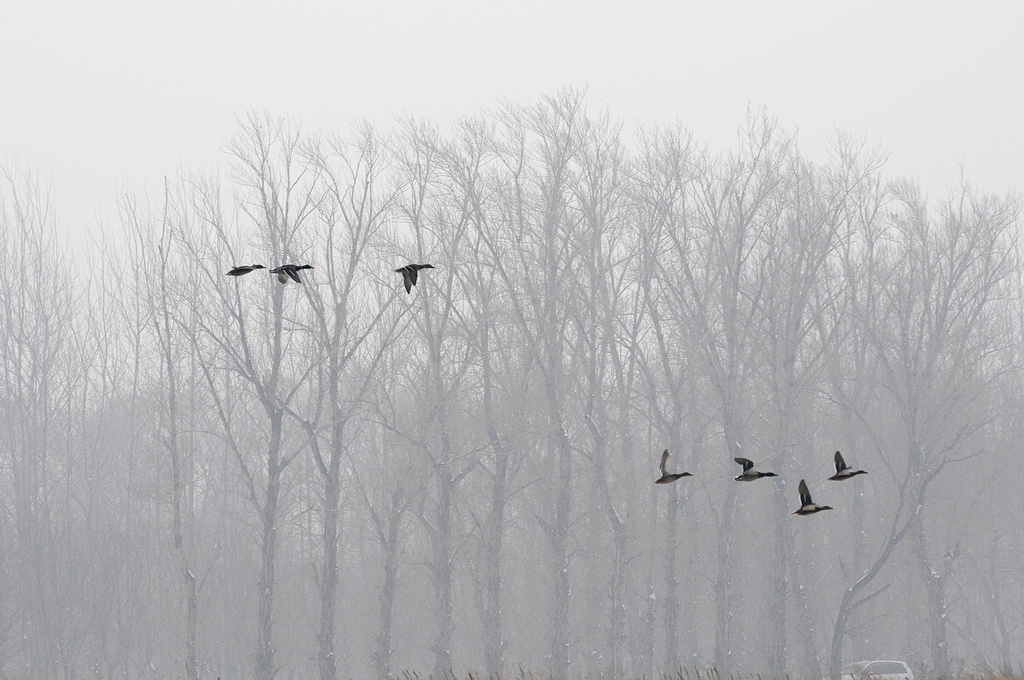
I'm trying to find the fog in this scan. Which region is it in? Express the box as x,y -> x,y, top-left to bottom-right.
1,94 -> 1022,680
3,3 -> 1022,233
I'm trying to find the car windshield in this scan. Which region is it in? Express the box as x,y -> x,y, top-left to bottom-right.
844,663 -> 870,674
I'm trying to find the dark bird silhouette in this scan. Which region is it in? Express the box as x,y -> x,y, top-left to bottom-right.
828,450 -> 867,481
655,449 -> 692,484
227,264 -> 266,276
395,263 -> 434,293
793,479 -> 833,515
734,457 -> 778,481
271,264 -> 314,284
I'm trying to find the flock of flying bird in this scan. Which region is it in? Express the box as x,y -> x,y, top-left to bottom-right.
655,450 -> 867,515
226,261 -> 434,293
228,259 -> 865,516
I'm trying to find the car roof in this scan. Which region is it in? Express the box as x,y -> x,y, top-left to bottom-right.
845,661 -> 910,671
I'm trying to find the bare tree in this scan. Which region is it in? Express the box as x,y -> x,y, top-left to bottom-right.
290,124 -> 402,680
0,161 -> 84,678
389,118 -> 484,678
473,90 -> 597,680
442,115 -> 527,677
646,112 -> 786,673
752,142 -> 857,678
569,109 -> 644,678
632,123 -> 711,674
170,114 -> 323,680
117,188 -> 205,680
828,180 -> 1019,674
4,98 -> 1024,680
357,344 -> 421,680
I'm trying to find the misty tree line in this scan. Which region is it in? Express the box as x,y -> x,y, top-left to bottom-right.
2,91 -> 1022,680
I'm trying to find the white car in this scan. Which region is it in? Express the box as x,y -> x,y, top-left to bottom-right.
841,660 -> 914,680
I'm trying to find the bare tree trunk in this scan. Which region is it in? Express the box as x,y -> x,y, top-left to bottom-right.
974,534 -> 1013,669
793,538 -> 821,679
548,414 -> 574,680
768,484 -> 792,676
713,408 -> 742,674
593,436 -> 628,678
478,410 -> 509,678
168,343 -> 200,680
914,514 -> 950,675
255,409 -> 284,680
662,431 -> 683,672
481,448 -> 508,677
464,295 -> 512,679
318,447 -> 341,680
640,560 -> 656,679
429,472 -> 455,678
372,488 -> 406,680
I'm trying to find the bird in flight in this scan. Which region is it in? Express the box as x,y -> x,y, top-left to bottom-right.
828,451 -> 867,481
271,264 -> 314,284
793,479 -> 833,515
654,449 -> 692,484
227,264 -> 266,276
395,263 -> 434,293
733,457 -> 778,482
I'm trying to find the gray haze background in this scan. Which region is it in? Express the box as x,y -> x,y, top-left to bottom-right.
3,4 -> 1024,680
2,0 -> 1022,231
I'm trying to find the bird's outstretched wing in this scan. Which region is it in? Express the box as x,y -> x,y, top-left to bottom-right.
798,479 -> 812,506
834,450 -> 847,473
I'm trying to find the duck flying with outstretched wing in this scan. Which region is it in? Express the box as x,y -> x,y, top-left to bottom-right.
395,263 -> 434,293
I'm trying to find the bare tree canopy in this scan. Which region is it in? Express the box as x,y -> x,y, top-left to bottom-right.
0,96 -> 1022,679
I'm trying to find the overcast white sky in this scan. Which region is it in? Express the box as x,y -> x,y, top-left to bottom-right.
2,0 -> 1022,232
